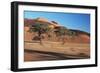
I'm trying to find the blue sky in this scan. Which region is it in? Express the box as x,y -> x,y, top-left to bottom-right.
24,11 -> 90,33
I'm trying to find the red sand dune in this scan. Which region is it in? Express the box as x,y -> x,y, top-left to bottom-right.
24,18 -> 90,61
24,18 -> 90,43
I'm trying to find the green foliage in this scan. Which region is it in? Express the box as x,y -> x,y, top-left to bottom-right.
29,23 -> 51,33
54,26 -> 77,44
28,23 -> 77,45
55,26 -> 68,36
67,31 -> 77,38
29,23 -> 52,44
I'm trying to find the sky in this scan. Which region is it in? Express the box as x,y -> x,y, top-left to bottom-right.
24,11 -> 90,33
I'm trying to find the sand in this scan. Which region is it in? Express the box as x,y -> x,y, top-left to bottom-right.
24,41 -> 90,62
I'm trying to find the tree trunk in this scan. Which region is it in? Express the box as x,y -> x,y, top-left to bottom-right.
38,31 -> 42,45
61,36 -> 65,45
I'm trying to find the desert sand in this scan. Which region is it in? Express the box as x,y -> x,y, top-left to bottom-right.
24,41 -> 90,62
24,18 -> 90,62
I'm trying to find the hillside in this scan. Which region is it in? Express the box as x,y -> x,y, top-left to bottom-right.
24,18 -> 90,43
24,17 -> 90,61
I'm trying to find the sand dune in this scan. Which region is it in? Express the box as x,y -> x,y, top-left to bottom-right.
24,18 -> 90,62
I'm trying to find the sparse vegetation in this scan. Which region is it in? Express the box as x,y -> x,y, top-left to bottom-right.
54,26 -> 68,44
24,18 -> 90,61
29,23 -> 51,44
26,18 -> 89,45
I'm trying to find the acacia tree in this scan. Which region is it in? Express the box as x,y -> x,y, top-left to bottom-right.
55,26 -> 77,45
67,30 -> 77,40
29,23 -> 51,44
55,26 -> 68,45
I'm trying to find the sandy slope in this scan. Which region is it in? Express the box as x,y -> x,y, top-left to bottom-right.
24,41 -> 90,61
24,18 -> 90,61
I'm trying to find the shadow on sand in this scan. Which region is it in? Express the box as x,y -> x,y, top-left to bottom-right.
24,49 -> 90,62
